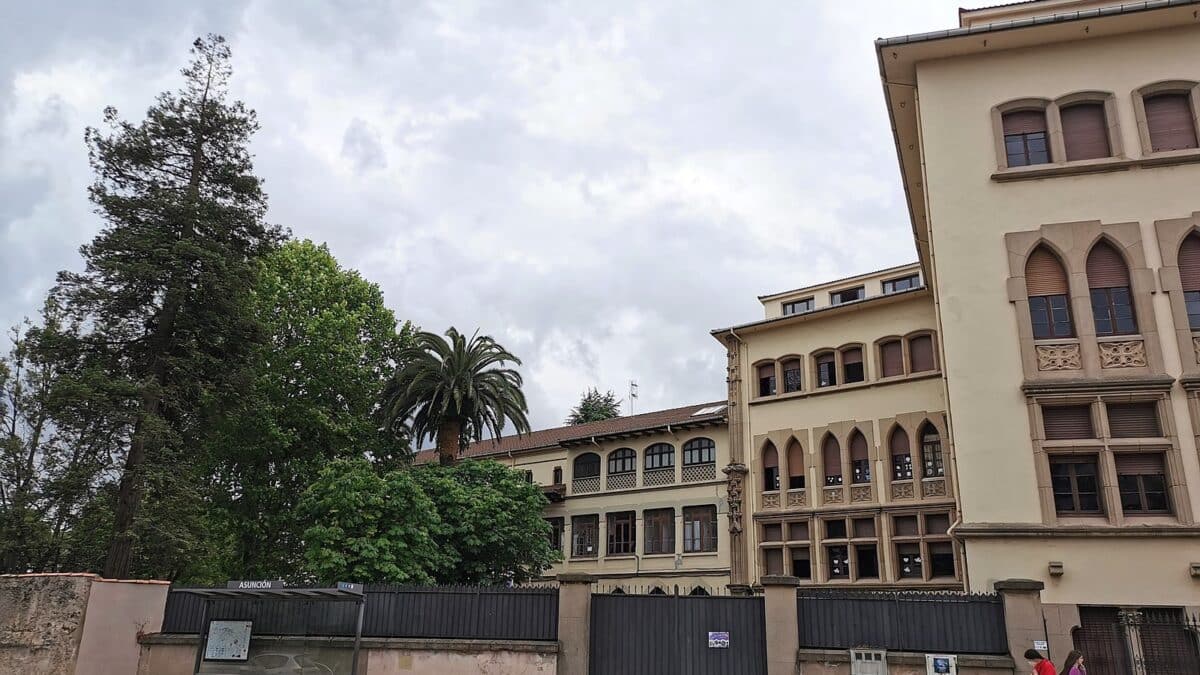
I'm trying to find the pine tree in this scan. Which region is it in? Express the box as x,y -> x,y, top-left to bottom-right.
51,35 -> 284,578
566,388 -> 622,425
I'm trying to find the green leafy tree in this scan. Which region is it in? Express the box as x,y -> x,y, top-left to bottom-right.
414,460 -> 558,584
50,34 -> 284,578
565,388 -> 622,425
380,329 -> 530,466
298,458 -> 446,584
205,240 -> 415,580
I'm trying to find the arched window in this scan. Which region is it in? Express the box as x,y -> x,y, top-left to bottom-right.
645,443 -> 675,470
909,334 -> 936,373
1144,92 -> 1198,152
1087,241 -> 1137,336
1180,233 -> 1200,330
787,439 -> 805,490
890,427 -> 913,482
552,466 -> 563,484
849,431 -> 870,484
1003,109 -> 1050,166
763,442 -> 779,491
816,352 -> 837,388
879,339 -> 904,377
682,438 -> 716,466
1025,246 -> 1074,339
573,453 -> 600,479
822,435 -> 843,486
781,358 -> 803,393
1061,102 -> 1111,161
757,362 -> 776,397
921,423 -> 944,478
841,346 -> 865,383
607,448 -> 635,475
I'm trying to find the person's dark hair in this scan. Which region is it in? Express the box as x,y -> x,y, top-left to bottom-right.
1024,648 -> 1045,661
1059,650 -> 1083,675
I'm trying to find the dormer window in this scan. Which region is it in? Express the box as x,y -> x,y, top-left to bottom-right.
830,286 -> 864,306
782,297 -> 814,316
882,274 -> 919,294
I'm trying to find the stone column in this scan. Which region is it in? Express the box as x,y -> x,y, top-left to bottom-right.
556,573 -> 594,675
761,575 -> 800,675
724,336 -> 750,588
994,578 -> 1047,664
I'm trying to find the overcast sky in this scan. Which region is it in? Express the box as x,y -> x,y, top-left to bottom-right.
0,1 -> 964,431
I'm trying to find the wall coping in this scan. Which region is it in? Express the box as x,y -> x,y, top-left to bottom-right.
138,633 -> 558,654
556,573 -> 595,584
993,579 -> 1045,592
797,648 -> 1014,668
760,575 -> 802,587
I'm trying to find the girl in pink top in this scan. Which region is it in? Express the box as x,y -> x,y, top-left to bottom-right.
1058,650 -> 1085,675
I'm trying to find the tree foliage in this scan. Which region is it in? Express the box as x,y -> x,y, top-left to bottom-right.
380,329 -> 530,466
566,388 -> 622,425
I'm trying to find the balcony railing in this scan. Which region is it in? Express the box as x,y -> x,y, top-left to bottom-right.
682,463 -> 716,482
572,476 -> 600,494
643,467 -> 675,487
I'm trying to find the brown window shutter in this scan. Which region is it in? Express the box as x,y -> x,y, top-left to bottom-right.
1003,110 -> 1047,135
1106,402 -> 1161,438
1086,241 -> 1131,288
787,442 -> 803,477
816,353 -> 834,367
880,340 -> 903,377
1114,453 -> 1164,475
1145,93 -> 1198,152
822,437 -> 841,477
758,363 -> 774,379
850,433 -> 869,462
1025,247 -> 1069,295
1061,103 -> 1111,161
842,347 -> 862,365
763,442 -> 778,468
909,335 -> 935,372
1042,405 -> 1094,439
1179,234 -> 1200,291
889,428 -> 909,457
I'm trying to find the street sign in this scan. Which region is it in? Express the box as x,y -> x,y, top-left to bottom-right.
1033,640 -> 1048,651
226,579 -> 284,590
707,631 -> 730,648
337,581 -> 364,594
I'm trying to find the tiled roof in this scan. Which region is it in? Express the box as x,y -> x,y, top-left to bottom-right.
413,401 -> 727,464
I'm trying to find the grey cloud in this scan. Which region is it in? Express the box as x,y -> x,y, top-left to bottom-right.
341,118 -> 387,172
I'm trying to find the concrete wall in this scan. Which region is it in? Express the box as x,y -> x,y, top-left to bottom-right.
797,650 -> 1015,674
75,578 -> 169,675
135,635 -> 558,675
0,574 -> 92,675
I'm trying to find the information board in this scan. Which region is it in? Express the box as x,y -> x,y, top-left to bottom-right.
204,620 -> 252,662
707,631 -> 730,648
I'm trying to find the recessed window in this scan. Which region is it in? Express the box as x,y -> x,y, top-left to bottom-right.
929,542 -> 956,578
762,523 -> 783,542
825,518 -> 847,540
1003,109 -> 1051,166
842,347 -> 865,383
607,511 -> 636,555
908,335 -> 935,373
883,274 -> 920,294
782,358 -> 803,393
782,297 -> 814,315
1106,402 -> 1161,438
925,513 -> 951,535
787,441 -> 805,490
764,548 -> 785,575
850,431 -> 871,485
826,545 -> 849,579
573,453 -> 600,479
830,286 -> 865,306
852,517 -> 875,538
897,543 -> 922,579
644,508 -> 675,554
1025,247 -> 1075,339
1087,241 -> 1137,336
546,517 -> 564,552
524,470 -> 534,483
788,521 -> 809,541
1061,102 -> 1112,161
763,442 -> 780,491
855,545 -> 879,579
1042,405 -> 1094,440
572,515 -> 599,557
552,466 -> 562,484
683,505 -> 717,553
880,340 -> 904,378
791,548 -> 812,579
644,443 -> 675,470
816,353 -> 837,388
1144,92 -> 1198,152
822,435 -> 843,486
607,448 -> 635,475
920,424 -> 944,479
757,362 -> 776,397
682,437 -> 716,466
1050,456 -> 1102,515
890,427 -> 913,481
893,515 -> 919,537
1179,233 -> 1200,330
1116,454 -> 1169,514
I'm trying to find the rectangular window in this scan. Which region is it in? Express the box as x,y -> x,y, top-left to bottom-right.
764,466 -> 779,491
824,518 -> 847,540
571,515 -> 598,557
880,340 -> 904,377
782,298 -> 813,315
764,548 -> 785,575
892,452 -> 913,481
788,472 -> 805,490
1050,456 -> 1102,515
1145,92 -> 1199,152
852,517 -> 875,538
1116,454 -> 1169,514
683,506 -> 717,553
782,361 -> 803,393
524,470 -> 534,483
852,457 -> 871,484
791,548 -> 812,579
1042,405 -> 1095,440
897,543 -> 923,579
830,286 -> 865,305
1106,402 -> 1161,438
1003,109 -> 1051,166
643,508 -> 675,554
929,542 -> 956,578
842,348 -> 864,383
854,545 -> 879,579
924,513 -> 951,535
546,517 -> 564,552
883,274 -> 920,294
757,363 -> 776,397
1029,295 -> 1074,339
1061,102 -> 1112,161
607,511 -> 636,556
788,521 -> 809,541
762,523 -> 783,542
1090,287 -> 1137,336
1185,290 -> 1200,331
893,515 -> 919,537
826,545 -> 849,579
816,354 -> 837,387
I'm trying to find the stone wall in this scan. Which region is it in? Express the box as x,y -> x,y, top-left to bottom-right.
797,649 -> 1015,674
0,574 -> 93,674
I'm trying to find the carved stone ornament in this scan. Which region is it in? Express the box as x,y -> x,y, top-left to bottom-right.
786,489 -> 806,507
723,463 -> 748,534
891,482 -> 915,500
1099,340 -> 1147,369
1193,337 -> 1200,365
823,486 -> 844,505
922,478 -> 948,498
1036,343 -> 1081,371
850,485 -> 873,503
762,492 -> 780,509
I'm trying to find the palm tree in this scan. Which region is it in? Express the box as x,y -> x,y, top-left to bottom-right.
381,328 -> 531,465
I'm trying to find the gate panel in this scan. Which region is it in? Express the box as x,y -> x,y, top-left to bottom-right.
590,593 -> 765,675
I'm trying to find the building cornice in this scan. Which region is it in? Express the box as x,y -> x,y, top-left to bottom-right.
1020,375 -> 1175,395
955,522 -> 1200,538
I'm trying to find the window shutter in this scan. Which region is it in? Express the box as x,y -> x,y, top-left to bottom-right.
850,433 -> 869,462
758,363 -> 774,379
1114,453 -> 1164,475
787,442 -> 803,477
909,335 -> 935,372
889,428 -> 909,457
1003,110 -> 1047,135
1145,93 -> 1198,152
1179,235 -> 1200,291
1106,402 -> 1161,438
763,443 -> 778,468
1086,241 -> 1131,288
842,348 -> 862,365
1061,103 -> 1111,161
1025,247 -> 1069,295
881,341 -> 903,377
816,353 -> 834,367
822,437 -> 841,477
1042,405 -> 1094,439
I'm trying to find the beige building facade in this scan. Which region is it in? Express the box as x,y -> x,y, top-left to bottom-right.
878,0 -> 1200,616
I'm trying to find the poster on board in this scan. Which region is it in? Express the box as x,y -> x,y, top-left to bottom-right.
204,620 -> 252,661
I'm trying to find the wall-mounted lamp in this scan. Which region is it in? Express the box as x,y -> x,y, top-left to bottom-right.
1048,561 -> 1064,577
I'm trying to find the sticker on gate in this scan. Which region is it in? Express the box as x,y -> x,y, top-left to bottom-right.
707,631 -> 730,648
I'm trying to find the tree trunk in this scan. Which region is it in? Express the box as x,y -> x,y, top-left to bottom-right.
435,420 -> 463,466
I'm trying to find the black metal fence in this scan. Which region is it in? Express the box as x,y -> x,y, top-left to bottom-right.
590,591 -> 766,675
1074,606 -> 1200,675
161,584 -> 558,641
796,589 -> 1008,655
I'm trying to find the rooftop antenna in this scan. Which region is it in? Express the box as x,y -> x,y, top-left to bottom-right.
629,380 -> 638,416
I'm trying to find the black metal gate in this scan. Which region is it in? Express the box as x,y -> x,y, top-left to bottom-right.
589,592 -> 766,675
1074,606 -> 1200,675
